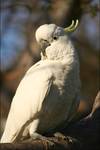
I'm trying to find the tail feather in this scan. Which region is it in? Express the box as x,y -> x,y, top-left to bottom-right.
0,129 -> 18,143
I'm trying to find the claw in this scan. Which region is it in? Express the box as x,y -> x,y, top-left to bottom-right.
54,132 -> 73,143
54,132 -> 67,140
30,132 -> 54,146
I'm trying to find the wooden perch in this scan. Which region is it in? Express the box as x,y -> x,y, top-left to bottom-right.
0,91 -> 100,150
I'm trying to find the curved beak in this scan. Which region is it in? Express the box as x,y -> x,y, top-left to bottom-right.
40,40 -> 51,50
40,40 -> 51,56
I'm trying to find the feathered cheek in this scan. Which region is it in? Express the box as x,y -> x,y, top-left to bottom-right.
46,48 -> 57,60
45,48 -> 52,59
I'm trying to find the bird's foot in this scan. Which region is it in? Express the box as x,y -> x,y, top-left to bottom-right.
30,132 -> 54,146
54,132 -> 73,143
54,132 -> 66,140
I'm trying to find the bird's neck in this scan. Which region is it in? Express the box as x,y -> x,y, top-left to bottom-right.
43,37 -> 78,66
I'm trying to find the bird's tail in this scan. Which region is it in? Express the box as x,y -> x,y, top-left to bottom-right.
0,111 -> 20,143
0,133 -> 17,143
0,127 -> 19,143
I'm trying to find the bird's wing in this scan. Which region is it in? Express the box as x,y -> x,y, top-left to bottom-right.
1,62 -> 53,143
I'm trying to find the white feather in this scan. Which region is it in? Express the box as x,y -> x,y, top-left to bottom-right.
1,23 -> 80,143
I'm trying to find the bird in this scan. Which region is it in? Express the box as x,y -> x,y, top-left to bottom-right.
0,20 -> 81,143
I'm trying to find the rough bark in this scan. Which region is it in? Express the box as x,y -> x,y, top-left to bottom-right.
0,91 -> 100,150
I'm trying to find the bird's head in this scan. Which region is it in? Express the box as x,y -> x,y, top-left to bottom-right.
35,20 -> 79,58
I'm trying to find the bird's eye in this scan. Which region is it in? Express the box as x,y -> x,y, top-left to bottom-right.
53,36 -> 58,40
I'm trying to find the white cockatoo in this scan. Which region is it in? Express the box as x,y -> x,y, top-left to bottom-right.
1,20 -> 81,143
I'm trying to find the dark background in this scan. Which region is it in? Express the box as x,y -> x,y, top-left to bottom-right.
0,0 -> 99,137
